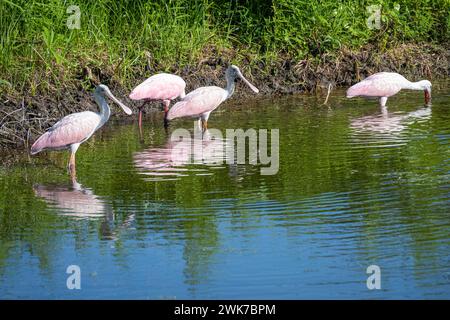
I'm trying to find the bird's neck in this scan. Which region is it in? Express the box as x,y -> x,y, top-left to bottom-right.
405,80 -> 424,91
226,77 -> 235,99
95,95 -> 111,127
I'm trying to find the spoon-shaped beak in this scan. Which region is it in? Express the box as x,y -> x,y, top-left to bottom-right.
238,72 -> 259,93
424,88 -> 431,106
106,90 -> 133,115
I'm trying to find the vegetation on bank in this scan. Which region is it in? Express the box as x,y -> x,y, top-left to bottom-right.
0,0 -> 448,94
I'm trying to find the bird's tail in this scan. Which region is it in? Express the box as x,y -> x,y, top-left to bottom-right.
346,82 -> 367,98
30,132 -> 49,155
166,101 -> 189,121
129,89 -> 140,100
346,86 -> 357,98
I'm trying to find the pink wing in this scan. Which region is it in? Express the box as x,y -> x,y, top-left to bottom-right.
129,73 -> 186,101
31,111 -> 101,154
166,86 -> 227,120
347,72 -> 405,98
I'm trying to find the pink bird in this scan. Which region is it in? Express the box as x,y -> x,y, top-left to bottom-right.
129,73 -> 186,128
31,84 -> 132,176
346,72 -> 432,107
167,65 -> 259,130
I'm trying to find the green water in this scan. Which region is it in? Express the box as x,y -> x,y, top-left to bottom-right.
0,82 -> 449,299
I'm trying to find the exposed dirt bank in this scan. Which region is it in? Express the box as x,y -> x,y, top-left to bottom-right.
0,43 -> 448,153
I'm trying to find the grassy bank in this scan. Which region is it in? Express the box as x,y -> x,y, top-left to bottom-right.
0,0 -> 448,92
0,0 -> 449,150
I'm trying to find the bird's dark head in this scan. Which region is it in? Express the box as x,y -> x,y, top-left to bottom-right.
94,84 -> 132,115
226,65 -> 241,82
225,65 -> 259,93
95,84 -> 110,95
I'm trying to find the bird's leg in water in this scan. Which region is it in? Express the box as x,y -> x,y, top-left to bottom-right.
68,152 -> 76,178
163,100 -> 170,128
67,144 -> 79,177
138,101 -> 146,129
379,97 -> 388,108
138,121 -> 144,144
201,119 -> 208,131
71,172 -> 78,186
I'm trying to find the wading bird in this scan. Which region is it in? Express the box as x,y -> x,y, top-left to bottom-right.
346,72 -> 432,107
31,84 -> 132,176
166,65 -> 259,130
129,73 -> 186,128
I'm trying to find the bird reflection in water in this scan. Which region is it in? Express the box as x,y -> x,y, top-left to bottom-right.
350,106 -> 431,135
33,177 -> 134,240
134,128 -> 232,181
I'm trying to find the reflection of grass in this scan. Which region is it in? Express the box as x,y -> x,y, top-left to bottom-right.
0,95 -> 449,295
0,0 -> 448,93
0,165 -> 62,276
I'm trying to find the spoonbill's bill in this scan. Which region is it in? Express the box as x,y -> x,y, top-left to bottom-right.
31,84 -> 132,176
346,72 -> 432,107
129,73 -> 186,127
167,65 -> 259,130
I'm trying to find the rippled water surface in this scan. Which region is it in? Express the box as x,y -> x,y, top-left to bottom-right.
0,82 -> 449,299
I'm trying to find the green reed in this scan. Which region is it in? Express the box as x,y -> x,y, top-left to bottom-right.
0,0 -> 448,93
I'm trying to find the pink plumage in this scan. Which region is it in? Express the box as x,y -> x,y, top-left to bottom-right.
129,73 -> 186,127
129,73 -> 186,101
31,111 -> 101,154
165,65 -> 259,131
346,72 -> 404,98
30,84 -> 132,176
167,86 -> 227,120
346,72 -> 432,107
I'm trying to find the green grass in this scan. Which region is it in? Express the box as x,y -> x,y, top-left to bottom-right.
0,0 -> 448,94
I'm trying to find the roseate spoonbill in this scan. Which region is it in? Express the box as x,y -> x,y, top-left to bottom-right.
346,72 -> 432,107
31,84 -> 132,176
166,65 -> 259,130
129,73 -> 186,127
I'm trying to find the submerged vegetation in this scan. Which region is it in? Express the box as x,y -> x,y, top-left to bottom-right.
0,0 -> 449,149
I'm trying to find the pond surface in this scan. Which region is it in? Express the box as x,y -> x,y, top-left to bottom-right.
0,82 -> 449,299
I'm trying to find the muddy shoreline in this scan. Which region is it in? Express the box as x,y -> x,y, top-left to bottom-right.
0,43 -> 449,153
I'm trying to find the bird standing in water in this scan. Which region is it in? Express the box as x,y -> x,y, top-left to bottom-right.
346,72 -> 432,107
167,65 -> 259,130
31,84 -> 132,177
129,73 -> 186,128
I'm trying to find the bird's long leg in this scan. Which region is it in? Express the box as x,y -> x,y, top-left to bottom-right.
71,171 -> 78,186
379,97 -> 388,108
68,151 -> 76,178
201,119 -> 208,132
138,122 -> 144,144
163,100 -> 170,128
138,101 -> 146,130
67,143 -> 80,178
